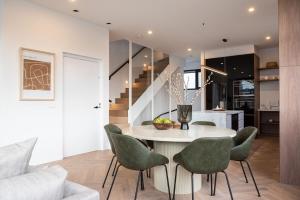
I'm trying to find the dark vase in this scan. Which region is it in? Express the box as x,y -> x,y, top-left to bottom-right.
177,105 -> 192,130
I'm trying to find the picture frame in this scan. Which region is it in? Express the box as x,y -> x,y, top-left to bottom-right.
20,48 -> 55,101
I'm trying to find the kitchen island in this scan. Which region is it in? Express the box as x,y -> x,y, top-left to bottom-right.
191,110 -> 244,131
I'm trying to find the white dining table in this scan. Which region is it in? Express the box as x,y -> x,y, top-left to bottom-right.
122,125 -> 236,195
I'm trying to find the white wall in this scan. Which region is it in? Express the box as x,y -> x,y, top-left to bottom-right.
0,0 -> 109,164
257,47 -> 279,109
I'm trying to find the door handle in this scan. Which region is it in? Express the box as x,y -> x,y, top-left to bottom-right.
94,103 -> 101,109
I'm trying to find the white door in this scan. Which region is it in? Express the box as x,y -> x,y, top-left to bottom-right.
63,54 -> 102,157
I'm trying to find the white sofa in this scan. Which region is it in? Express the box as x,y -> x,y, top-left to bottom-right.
63,180 -> 99,200
0,138 -> 100,200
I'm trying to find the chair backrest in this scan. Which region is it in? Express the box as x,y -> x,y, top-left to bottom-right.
233,126 -> 257,146
192,121 -> 216,126
110,133 -> 151,170
178,137 -> 233,174
104,124 -> 122,154
231,126 -> 257,159
141,120 -> 153,125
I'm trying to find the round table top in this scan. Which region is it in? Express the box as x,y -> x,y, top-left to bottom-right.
122,125 -> 236,143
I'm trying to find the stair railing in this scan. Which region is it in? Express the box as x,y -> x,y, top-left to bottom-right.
109,47 -> 146,80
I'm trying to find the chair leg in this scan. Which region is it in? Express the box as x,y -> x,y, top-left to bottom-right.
172,164 -> 180,200
134,171 -> 142,200
106,164 -> 121,200
163,165 -> 172,200
112,160 -> 118,176
210,174 -> 213,196
240,161 -> 249,183
140,171 -> 145,191
102,155 -> 116,188
222,171 -> 233,200
244,160 -> 261,197
207,174 -> 209,182
191,173 -> 194,200
213,173 -> 217,196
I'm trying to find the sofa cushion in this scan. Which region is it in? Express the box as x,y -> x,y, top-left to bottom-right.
0,165 -> 67,200
0,138 -> 37,179
63,181 -> 100,200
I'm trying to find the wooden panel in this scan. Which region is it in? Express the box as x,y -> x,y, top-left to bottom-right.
279,0 -> 300,67
254,55 -> 260,128
280,66 -> 300,185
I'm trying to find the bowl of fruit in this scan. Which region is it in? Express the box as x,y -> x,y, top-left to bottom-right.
153,117 -> 173,130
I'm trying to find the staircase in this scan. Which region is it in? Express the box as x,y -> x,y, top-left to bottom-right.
109,58 -> 169,124
109,69 -> 150,124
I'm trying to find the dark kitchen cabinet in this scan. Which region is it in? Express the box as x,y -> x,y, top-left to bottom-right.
205,54 -> 259,127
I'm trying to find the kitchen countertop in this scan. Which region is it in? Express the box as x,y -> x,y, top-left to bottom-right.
193,110 -> 244,115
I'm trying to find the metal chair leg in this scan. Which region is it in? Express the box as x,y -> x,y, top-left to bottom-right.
163,165 -> 172,200
222,171 -> 233,200
140,171 -> 145,190
112,160 -> 118,176
245,160 -> 261,197
106,164 -> 121,200
210,174 -> 213,196
240,161 -> 249,183
134,171 -> 142,200
102,155 -> 116,188
207,174 -> 209,182
191,173 -> 194,200
213,173 -> 217,196
172,164 -> 180,200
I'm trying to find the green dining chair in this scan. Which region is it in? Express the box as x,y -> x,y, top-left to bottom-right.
230,127 -> 261,197
141,120 -> 153,125
172,137 -> 234,200
102,124 -> 122,188
191,120 -> 216,183
106,133 -> 171,200
192,121 -> 216,126
141,120 -> 154,178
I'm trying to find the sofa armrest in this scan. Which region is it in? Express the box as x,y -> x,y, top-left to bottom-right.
63,181 -> 99,200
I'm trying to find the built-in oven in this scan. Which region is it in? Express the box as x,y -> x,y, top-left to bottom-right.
233,80 -> 255,126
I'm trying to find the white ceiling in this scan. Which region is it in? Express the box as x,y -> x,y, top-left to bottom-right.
28,0 -> 278,57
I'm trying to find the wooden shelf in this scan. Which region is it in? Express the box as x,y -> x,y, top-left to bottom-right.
259,66 -> 279,70
259,78 -> 279,82
260,122 -> 280,125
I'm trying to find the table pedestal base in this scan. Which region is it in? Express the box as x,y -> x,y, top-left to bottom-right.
153,141 -> 202,194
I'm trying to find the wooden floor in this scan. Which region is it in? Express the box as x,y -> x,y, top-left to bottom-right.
53,136 -> 300,200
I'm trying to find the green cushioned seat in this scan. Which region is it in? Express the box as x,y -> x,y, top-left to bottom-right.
102,124 -> 122,188
231,127 -> 257,161
141,120 -> 153,125
111,134 -> 168,170
192,121 -> 216,126
104,124 -> 122,154
230,126 -> 261,197
106,133 -> 171,200
172,137 -> 234,200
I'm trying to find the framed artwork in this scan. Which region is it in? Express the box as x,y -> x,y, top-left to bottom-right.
20,48 -> 55,101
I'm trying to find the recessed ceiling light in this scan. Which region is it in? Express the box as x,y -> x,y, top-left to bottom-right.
73,9 -> 79,13
265,36 -> 271,40
248,7 -> 255,13
69,0 -> 76,2
187,48 -> 192,52
147,30 -> 153,35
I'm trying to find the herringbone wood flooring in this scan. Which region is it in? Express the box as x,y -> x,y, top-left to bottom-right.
52,136 -> 300,200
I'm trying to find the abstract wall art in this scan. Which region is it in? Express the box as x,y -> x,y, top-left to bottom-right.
20,48 -> 55,100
